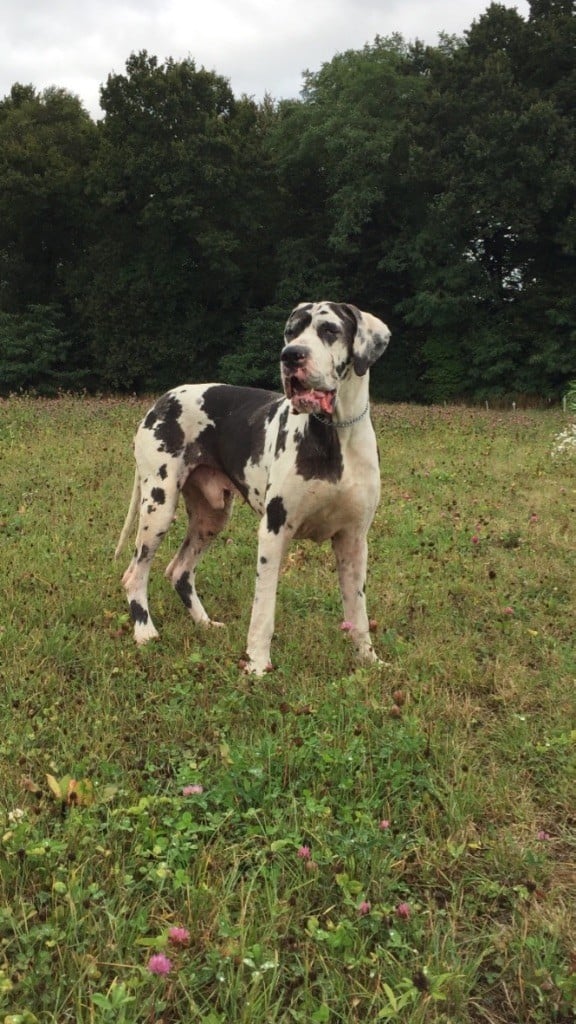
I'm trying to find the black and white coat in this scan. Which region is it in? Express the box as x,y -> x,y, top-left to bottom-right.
115,301 -> 391,675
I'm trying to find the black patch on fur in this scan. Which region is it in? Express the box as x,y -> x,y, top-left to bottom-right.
151,487 -> 165,504
158,464 -> 168,480
151,393 -> 185,455
192,386 -> 281,501
329,302 -> 356,327
330,303 -> 357,358
318,321 -> 341,345
175,571 -> 193,608
129,600 -> 148,625
266,496 -> 287,534
275,406 -> 290,456
335,358 -> 351,378
285,309 -> 312,340
295,418 -> 343,483
138,545 -> 149,562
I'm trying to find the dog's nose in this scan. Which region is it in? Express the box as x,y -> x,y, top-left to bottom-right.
281,345 -> 309,367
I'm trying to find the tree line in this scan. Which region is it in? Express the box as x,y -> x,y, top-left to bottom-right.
0,0 -> 574,402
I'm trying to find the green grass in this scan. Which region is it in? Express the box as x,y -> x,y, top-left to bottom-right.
0,395 -> 575,1023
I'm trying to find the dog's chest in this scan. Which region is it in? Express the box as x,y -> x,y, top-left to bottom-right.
293,467 -> 379,542
269,423 -> 380,543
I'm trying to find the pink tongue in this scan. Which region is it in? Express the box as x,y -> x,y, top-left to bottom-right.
312,390 -> 335,414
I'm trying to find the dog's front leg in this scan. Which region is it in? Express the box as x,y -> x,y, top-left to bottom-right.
332,528 -> 380,665
243,513 -> 290,676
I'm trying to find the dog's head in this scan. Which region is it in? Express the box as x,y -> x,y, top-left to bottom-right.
280,302 -> 391,417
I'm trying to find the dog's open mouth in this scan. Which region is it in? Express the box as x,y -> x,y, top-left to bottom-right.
286,377 -> 336,416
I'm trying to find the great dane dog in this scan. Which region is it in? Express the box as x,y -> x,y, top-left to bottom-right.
115,301 -> 390,675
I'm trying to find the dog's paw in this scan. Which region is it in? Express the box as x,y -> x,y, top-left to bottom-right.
238,656 -> 274,676
361,650 -> 390,669
134,627 -> 159,645
355,642 -> 387,667
363,646 -> 379,663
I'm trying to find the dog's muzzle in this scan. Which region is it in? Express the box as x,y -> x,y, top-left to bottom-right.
281,345 -> 336,416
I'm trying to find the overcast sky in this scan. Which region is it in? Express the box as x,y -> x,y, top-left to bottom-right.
2,0 -> 530,119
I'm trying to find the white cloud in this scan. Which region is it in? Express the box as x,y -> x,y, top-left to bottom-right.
1,0 -> 530,118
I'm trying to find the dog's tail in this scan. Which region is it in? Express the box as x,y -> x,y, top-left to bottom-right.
114,469 -> 141,560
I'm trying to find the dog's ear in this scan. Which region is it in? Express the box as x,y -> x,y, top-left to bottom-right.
344,304 -> 391,377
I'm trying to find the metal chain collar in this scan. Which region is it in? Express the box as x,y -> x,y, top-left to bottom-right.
311,402 -> 370,429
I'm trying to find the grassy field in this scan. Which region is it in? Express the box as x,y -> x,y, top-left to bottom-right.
0,394 -> 574,1024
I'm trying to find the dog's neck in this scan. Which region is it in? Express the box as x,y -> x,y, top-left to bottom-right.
330,370 -> 371,430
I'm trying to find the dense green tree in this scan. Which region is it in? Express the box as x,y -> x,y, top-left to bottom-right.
0,4 -> 574,400
218,305 -> 288,390
0,305 -> 71,394
0,85 -> 98,387
0,84 -> 97,312
399,2 -> 576,399
81,52 -> 279,390
266,5 -> 575,401
267,37 -> 429,398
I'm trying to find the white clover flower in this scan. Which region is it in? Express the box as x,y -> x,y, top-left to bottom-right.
551,422 -> 576,459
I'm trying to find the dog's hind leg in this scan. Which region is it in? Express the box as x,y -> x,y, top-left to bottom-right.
164,467 -> 234,627
121,469 -> 180,644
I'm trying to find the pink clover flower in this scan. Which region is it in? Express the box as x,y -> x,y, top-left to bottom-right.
148,953 -> 172,975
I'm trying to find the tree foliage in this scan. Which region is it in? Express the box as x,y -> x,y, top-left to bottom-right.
399,2 -> 576,399
81,52 -> 279,390
0,85 -> 97,312
0,2 -> 574,400
0,305 -> 72,394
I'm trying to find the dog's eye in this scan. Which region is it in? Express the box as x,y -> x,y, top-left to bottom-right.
321,322 -> 339,337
